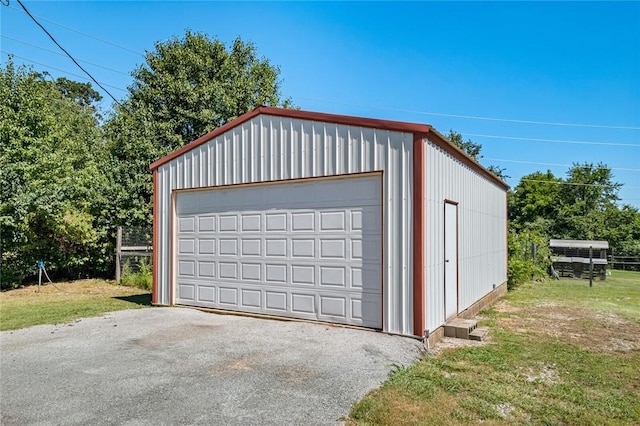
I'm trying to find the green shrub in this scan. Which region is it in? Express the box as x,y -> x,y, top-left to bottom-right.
120,258 -> 152,291
508,229 -> 551,290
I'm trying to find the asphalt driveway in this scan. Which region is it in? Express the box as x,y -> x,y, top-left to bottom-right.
0,307 -> 422,425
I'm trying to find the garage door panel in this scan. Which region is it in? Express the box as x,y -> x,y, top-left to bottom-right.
319,239 -> 346,259
291,212 -> 314,231
241,214 -> 261,232
198,239 -> 216,254
266,213 -> 287,231
291,239 -> 315,258
241,263 -> 261,281
219,287 -> 238,305
179,217 -> 195,232
197,285 -> 215,303
291,265 -> 315,285
178,283 -> 195,301
265,239 -> 287,257
178,238 -> 195,254
265,291 -> 287,311
319,266 -> 346,287
175,175 -> 382,329
320,211 -> 346,231
265,263 -> 287,283
319,295 -> 346,318
217,238 -> 236,254
178,260 -> 195,277
291,293 -> 315,314
198,261 -> 216,278
241,289 -> 261,308
241,239 -> 261,256
198,216 -> 215,232
219,215 -> 237,232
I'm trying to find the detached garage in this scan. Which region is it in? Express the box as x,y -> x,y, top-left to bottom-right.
150,107 -> 508,339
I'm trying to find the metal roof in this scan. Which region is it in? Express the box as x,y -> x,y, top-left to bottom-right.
549,239 -> 609,249
149,106 -> 509,190
551,256 -> 608,264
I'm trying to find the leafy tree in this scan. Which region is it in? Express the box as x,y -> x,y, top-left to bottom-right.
554,163 -> 622,241
105,31 -> 293,228
601,204 -> 640,260
448,130 -> 483,160
487,164 -> 509,180
53,76 -> 103,109
0,60 -> 109,287
448,130 -> 508,179
509,170 -> 561,232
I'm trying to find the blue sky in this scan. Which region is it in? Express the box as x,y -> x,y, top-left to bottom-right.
2,1 -> 639,208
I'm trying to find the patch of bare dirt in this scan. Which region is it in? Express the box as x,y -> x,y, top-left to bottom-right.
496,301 -> 640,352
520,362 -> 560,385
428,336 -> 489,354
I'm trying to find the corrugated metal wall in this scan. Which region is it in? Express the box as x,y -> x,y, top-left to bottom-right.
156,114 -> 415,335
423,139 -> 507,333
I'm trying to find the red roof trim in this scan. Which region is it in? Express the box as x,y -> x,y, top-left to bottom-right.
149,107 -> 263,170
423,128 -> 509,190
149,106 -> 508,190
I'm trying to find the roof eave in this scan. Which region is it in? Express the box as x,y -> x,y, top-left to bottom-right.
149,106 -> 510,191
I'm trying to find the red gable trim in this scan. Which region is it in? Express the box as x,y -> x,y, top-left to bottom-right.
149,106 -> 508,190
423,128 -> 509,190
149,107 -> 263,170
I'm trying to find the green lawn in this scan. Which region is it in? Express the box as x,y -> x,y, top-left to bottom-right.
349,270 -> 640,425
0,279 -> 151,331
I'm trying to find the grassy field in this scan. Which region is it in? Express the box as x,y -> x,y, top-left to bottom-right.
349,270 -> 640,425
0,279 -> 151,331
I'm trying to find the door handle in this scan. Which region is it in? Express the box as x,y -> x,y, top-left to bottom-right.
445,259 -> 450,263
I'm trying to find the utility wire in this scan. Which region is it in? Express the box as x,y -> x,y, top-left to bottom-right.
5,3 -> 144,57
484,158 -> 640,173
3,2 -> 638,131
12,0 -> 127,108
297,96 -> 640,131
517,179 -> 638,189
1,51 -> 128,92
463,133 -> 640,148
1,35 -> 130,76
3,47 -> 639,149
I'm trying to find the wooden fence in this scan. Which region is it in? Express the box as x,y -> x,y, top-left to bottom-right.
608,255 -> 640,271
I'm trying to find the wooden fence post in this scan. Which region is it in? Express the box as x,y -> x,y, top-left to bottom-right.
116,226 -> 122,283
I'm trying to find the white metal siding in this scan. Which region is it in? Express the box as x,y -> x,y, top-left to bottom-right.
423,140 -> 507,333
156,115 -> 414,335
174,175 -> 382,328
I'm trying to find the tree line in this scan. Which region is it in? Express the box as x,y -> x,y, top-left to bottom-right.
1,31 -> 638,289
449,131 -> 640,287
1,31 -> 289,288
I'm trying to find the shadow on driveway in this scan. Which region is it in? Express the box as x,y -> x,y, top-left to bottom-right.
113,293 -> 152,306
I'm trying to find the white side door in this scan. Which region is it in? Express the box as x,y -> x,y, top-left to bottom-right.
444,202 -> 458,320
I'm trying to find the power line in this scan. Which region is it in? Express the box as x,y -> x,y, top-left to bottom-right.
463,133 -> 640,148
1,35 -> 130,76
1,51 -> 128,92
484,158 -> 640,173
5,3 -> 144,57
517,179 -> 639,189
11,0 -> 127,108
296,96 -> 640,131
2,3 -> 638,132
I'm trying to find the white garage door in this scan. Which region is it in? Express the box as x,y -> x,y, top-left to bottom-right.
174,174 -> 382,328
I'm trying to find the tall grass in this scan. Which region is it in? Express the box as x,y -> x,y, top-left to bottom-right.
120,258 -> 152,291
